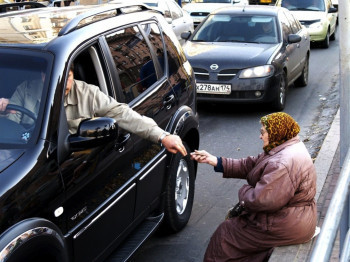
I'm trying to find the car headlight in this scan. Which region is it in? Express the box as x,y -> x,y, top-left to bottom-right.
239,65 -> 274,78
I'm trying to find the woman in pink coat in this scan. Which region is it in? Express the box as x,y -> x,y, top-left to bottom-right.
191,112 -> 317,262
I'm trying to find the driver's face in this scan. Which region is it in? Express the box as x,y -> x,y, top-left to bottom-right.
65,70 -> 74,96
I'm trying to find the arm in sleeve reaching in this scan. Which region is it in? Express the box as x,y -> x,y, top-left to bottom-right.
222,153 -> 263,179
238,161 -> 295,213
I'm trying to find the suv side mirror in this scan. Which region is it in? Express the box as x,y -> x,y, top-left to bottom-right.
68,117 -> 118,151
181,31 -> 192,40
288,34 -> 301,44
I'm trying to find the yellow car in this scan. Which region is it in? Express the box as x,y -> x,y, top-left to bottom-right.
276,0 -> 337,48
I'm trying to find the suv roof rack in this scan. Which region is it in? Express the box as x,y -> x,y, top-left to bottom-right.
58,4 -> 151,36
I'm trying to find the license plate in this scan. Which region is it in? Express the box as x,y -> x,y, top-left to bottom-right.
196,83 -> 231,94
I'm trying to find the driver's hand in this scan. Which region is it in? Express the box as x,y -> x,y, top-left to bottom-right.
0,98 -> 15,114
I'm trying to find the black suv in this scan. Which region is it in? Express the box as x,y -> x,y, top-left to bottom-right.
0,3 -> 199,262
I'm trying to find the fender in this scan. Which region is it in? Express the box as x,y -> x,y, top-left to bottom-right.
0,218 -> 69,262
166,105 -> 199,139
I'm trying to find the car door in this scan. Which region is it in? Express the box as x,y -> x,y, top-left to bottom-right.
56,42 -> 136,262
101,22 -> 177,221
285,10 -> 309,77
279,10 -> 301,84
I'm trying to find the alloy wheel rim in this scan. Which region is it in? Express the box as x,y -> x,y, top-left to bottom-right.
279,77 -> 286,105
175,159 -> 189,215
304,60 -> 309,83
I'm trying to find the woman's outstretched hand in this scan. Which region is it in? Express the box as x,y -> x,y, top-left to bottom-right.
190,150 -> 218,167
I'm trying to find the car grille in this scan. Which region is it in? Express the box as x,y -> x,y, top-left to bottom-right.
193,67 -> 209,81
217,69 -> 239,81
191,12 -> 210,16
300,20 -> 320,27
193,68 -> 239,81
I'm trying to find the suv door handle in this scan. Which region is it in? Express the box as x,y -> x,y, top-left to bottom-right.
114,133 -> 131,152
163,94 -> 175,110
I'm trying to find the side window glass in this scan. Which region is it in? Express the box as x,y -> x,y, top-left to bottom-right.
284,11 -> 299,33
141,22 -> 166,77
105,26 -> 158,103
279,12 -> 292,41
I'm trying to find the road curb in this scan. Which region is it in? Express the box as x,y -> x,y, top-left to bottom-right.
268,109 -> 340,262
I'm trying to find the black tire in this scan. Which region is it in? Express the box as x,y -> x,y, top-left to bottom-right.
272,72 -> 287,111
330,26 -> 336,41
162,142 -> 195,233
295,55 -> 309,87
322,30 -> 330,48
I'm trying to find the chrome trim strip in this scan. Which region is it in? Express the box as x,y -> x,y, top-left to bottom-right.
139,154 -> 167,181
0,227 -> 58,261
194,72 -> 209,75
73,183 -> 136,239
217,73 -> 236,76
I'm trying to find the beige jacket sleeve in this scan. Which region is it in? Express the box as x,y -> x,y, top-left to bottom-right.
65,80 -> 163,143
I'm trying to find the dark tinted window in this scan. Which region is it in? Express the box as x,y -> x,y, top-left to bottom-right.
105,26 -> 158,103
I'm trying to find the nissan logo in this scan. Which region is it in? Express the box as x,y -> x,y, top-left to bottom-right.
210,64 -> 219,70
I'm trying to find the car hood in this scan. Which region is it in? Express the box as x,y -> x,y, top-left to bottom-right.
183,3 -> 232,13
289,10 -> 327,21
0,149 -> 24,173
183,41 -> 279,69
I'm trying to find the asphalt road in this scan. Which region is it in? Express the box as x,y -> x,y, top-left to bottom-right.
130,33 -> 340,262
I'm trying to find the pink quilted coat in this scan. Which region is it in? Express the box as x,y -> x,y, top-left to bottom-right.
204,136 -> 317,262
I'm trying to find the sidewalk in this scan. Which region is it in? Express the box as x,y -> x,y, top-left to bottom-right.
269,110 -> 340,262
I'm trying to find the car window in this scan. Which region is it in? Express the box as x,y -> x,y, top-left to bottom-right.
283,10 -> 301,34
0,50 -> 52,146
64,44 -> 111,134
105,26 -> 160,103
166,0 -> 183,20
279,11 -> 293,41
140,22 -> 166,76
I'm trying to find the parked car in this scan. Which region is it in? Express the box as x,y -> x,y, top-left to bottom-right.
0,1 -> 46,13
0,3 -> 199,261
276,0 -> 337,48
141,0 -> 194,45
181,5 -> 310,110
182,0 -> 249,27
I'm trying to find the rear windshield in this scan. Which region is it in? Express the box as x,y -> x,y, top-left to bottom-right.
0,49 -> 52,147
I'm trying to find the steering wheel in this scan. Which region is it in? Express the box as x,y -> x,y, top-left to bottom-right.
6,104 -> 37,121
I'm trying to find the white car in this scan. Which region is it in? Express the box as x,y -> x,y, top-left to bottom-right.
182,0 -> 249,27
142,0 -> 194,44
276,0 -> 337,48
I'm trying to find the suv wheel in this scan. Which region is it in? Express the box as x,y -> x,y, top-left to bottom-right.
162,142 -> 195,233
